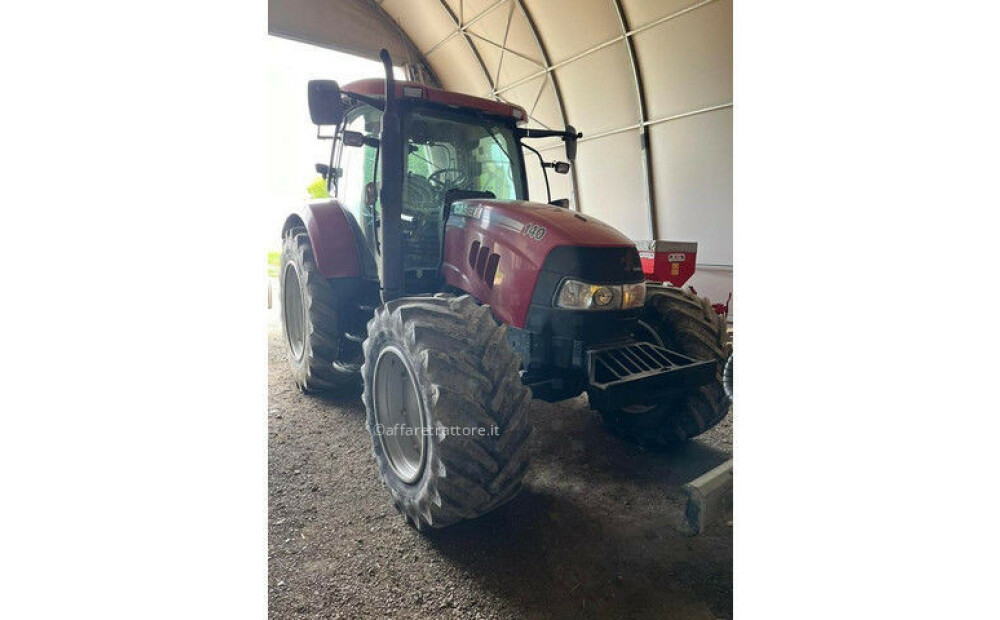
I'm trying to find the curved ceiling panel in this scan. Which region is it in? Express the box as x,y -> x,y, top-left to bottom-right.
649,107 -> 733,265
574,130 -> 649,241
380,0 -> 456,53
428,35 -> 493,95
521,0 -> 621,65
620,0 -> 695,29
268,0 -> 413,62
632,0 -> 732,119
554,39 -> 639,135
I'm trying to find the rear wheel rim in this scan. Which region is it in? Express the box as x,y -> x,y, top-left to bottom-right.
723,354 -> 734,400
373,346 -> 427,484
282,264 -> 306,361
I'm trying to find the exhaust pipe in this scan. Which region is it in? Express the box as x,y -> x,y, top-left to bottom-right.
378,49 -> 404,303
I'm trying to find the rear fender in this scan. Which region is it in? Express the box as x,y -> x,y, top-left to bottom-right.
282,200 -> 363,278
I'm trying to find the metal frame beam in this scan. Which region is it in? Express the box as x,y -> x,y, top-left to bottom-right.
490,0 -> 720,98
464,30 -> 545,68
367,0 -> 442,87
494,0 -> 516,81
423,0 -> 510,56
533,102 -> 733,150
610,0 -> 657,238
511,0 -> 581,210
395,0 -> 725,215
433,0 -> 496,92
580,103 -> 734,143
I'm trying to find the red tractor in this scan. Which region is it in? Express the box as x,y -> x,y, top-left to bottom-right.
280,51 -> 731,530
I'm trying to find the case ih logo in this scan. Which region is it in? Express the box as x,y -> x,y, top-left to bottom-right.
452,203 -> 483,219
667,253 -> 686,263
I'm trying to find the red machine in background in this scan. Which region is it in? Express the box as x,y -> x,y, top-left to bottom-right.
637,240 -> 730,319
636,240 -> 698,287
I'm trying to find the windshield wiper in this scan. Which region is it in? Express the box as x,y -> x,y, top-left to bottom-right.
408,147 -> 440,171
484,124 -> 512,161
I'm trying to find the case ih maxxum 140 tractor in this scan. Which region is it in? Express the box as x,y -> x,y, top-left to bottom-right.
280,51 -> 731,530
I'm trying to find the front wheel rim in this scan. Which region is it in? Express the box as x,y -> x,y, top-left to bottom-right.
373,346 -> 427,484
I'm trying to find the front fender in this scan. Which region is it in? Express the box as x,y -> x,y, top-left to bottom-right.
282,200 -> 362,279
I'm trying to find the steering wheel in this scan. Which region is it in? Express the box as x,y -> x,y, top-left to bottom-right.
428,168 -> 469,190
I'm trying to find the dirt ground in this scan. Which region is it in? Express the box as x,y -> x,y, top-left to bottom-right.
268,304 -> 733,619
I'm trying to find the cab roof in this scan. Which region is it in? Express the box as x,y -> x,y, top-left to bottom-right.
341,79 -> 528,125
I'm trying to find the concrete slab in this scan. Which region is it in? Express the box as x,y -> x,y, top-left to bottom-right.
682,458 -> 733,535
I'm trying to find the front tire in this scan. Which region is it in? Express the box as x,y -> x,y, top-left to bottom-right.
280,228 -> 357,393
362,295 -> 533,530
597,285 -> 732,447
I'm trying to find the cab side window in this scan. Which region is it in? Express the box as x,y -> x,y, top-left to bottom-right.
336,105 -> 382,273
337,105 -> 381,224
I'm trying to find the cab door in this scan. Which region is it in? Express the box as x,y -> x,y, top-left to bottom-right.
335,104 -> 382,278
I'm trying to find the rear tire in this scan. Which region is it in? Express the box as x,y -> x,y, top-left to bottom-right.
362,295 -> 533,530
280,227 -> 358,393
597,285 -> 731,447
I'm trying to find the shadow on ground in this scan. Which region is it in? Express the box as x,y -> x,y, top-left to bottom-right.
420,399 -> 732,619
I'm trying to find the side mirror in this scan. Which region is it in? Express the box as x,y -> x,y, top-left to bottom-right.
564,124 -> 579,161
553,161 -> 570,174
308,80 -> 344,126
548,198 -> 570,208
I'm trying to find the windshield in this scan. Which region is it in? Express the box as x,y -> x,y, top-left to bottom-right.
403,108 -> 525,211
396,107 -> 525,273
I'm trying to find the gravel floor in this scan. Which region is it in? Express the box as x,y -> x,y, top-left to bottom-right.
268,308 -> 733,619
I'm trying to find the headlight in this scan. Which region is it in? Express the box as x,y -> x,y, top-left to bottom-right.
621,282 -> 646,309
555,279 -> 645,310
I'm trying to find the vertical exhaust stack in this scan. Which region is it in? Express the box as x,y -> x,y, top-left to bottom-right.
378,49 -> 404,302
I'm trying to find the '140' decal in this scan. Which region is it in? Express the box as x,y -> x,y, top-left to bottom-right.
522,223 -> 547,241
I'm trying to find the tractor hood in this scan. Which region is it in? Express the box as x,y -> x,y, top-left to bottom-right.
442,198 -> 642,328
454,199 -> 635,248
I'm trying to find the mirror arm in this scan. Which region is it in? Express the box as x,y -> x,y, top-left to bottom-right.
326,124 -> 340,194
521,141 -> 551,203
342,91 -> 385,112
516,128 -> 564,139
515,127 -> 583,140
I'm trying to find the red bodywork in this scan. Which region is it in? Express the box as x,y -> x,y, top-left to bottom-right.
341,79 -> 528,124
284,200 -> 362,278
442,200 -> 636,328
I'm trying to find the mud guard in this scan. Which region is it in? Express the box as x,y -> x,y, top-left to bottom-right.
282,200 -> 364,279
